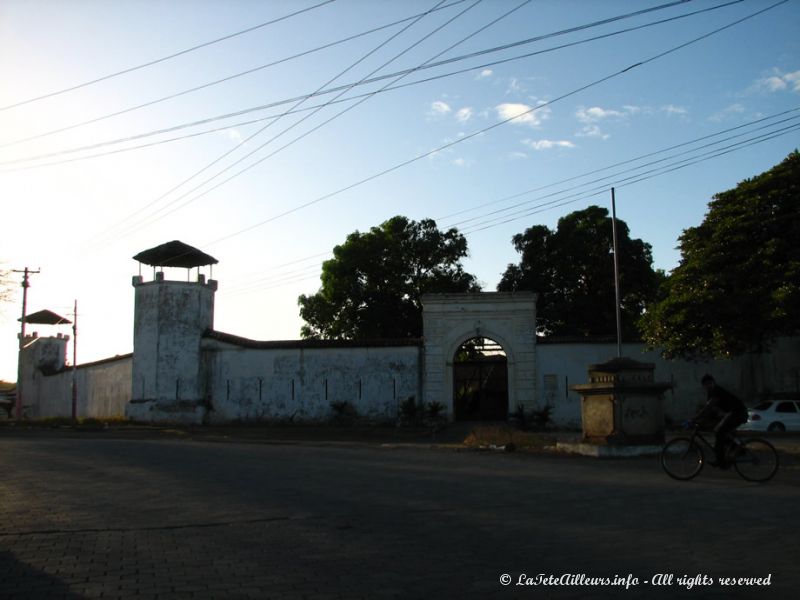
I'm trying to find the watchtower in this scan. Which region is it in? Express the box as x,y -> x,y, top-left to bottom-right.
127,240 -> 217,424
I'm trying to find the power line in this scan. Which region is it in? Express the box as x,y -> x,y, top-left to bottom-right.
436,106 -> 800,223
111,0 -> 530,242
445,114 -> 800,230
223,251 -> 332,291
201,0 -> 787,251
0,0 -> 703,151
460,123 -> 800,236
222,115 -> 799,298
0,0 -> 337,112
91,0 -> 469,245
230,127 -> 797,298
2,0 -> 735,171
91,0 -> 734,243
0,0 -> 468,149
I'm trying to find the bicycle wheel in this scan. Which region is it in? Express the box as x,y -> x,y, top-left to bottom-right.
661,437 -> 704,480
734,438 -> 779,482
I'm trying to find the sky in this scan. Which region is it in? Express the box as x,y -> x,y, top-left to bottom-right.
1,0 -> 798,382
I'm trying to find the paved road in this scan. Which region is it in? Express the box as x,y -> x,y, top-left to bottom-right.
1,432 -> 797,599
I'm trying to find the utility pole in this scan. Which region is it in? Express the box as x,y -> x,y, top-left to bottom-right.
71,299 -> 78,420
13,267 -> 41,419
611,189 -> 623,358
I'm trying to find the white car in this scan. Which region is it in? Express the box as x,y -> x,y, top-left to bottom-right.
740,398 -> 800,432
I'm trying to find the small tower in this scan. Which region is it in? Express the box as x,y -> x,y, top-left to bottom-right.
127,241 -> 218,424
17,309 -> 72,418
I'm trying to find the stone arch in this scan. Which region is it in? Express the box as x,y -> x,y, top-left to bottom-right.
421,292 -> 538,421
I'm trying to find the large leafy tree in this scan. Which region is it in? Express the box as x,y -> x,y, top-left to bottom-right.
299,216 -> 480,339
641,151 -> 800,358
498,205 -> 663,337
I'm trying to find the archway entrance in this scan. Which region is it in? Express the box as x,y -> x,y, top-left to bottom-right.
453,337 -> 508,421
421,292 -> 537,422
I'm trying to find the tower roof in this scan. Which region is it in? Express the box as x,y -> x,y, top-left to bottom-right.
133,240 -> 218,268
19,309 -> 72,325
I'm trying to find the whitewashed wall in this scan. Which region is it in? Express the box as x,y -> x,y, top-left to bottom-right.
23,351 -> 131,419
535,337 -> 800,428
202,335 -> 422,423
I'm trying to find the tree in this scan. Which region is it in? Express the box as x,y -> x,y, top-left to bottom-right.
640,151 -> 800,358
298,216 -> 480,339
0,263 -> 14,308
498,205 -> 663,337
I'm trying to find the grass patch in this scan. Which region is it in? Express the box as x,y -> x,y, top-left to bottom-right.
463,425 -> 557,451
0,416 -> 132,429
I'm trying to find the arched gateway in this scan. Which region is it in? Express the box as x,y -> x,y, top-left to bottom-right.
421,292 -> 538,421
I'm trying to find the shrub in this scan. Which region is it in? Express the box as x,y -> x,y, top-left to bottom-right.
329,401 -> 357,425
530,405 -> 553,431
425,401 -> 445,419
398,396 -> 418,425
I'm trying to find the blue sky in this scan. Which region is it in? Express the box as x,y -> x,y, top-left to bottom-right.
1,0 -> 798,381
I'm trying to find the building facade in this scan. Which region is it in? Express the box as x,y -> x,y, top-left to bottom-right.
16,243 -> 800,425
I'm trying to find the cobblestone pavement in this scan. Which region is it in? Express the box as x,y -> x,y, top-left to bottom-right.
1,432 -> 797,599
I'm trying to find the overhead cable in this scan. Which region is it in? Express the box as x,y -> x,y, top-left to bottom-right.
461,123 -> 800,236
220,113 -> 800,297
201,0 -> 788,250
94,0 -> 469,244
0,0 -> 469,148
0,0 -> 703,150
0,0 -> 337,112
113,0 -> 531,241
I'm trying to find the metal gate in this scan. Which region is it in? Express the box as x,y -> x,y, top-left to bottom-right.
453,338 -> 508,421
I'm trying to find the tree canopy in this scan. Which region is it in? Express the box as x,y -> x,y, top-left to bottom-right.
298,216 -> 479,339
640,151 -> 800,358
0,264 -> 13,308
497,205 -> 663,337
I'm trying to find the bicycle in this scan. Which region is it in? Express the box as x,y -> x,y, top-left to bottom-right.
661,424 -> 779,482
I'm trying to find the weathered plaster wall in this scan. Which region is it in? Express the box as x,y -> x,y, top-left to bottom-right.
21,348 -> 131,419
203,338 -> 421,423
535,337 -> 800,428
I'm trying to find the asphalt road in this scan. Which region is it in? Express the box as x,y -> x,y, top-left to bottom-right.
1,432 -> 797,599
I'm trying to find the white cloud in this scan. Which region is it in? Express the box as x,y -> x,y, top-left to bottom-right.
455,107 -> 473,123
763,76 -> 788,92
753,69 -> 800,93
576,106 -> 625,123
709,103 -> 745,122
786,71 -> 800,91
507,151 -> 528,160
576,125 -> 610,140
495,102 -> 550,127
477,69 -> 493,79
430,100 -> 451,115
451,157 -> 471,167
507,77 -> 523,94
523,139 -> 576,151
661,104 -> 688,116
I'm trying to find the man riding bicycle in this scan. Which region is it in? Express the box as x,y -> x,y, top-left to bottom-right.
692,374 -> 748,468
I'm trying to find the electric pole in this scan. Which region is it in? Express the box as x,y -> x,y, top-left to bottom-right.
13,267 -> 41,419
71,299 -> 78,420
611,189 -> 623,358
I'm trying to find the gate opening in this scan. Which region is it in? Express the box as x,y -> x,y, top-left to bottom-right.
453,337 -> 508,421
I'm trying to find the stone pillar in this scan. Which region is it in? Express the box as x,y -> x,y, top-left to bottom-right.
571,357 -> 670,445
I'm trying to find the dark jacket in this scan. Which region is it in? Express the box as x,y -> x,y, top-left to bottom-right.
705,384 -> 748,421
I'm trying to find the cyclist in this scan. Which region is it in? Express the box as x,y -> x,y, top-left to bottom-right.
693,374 -> 748,467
